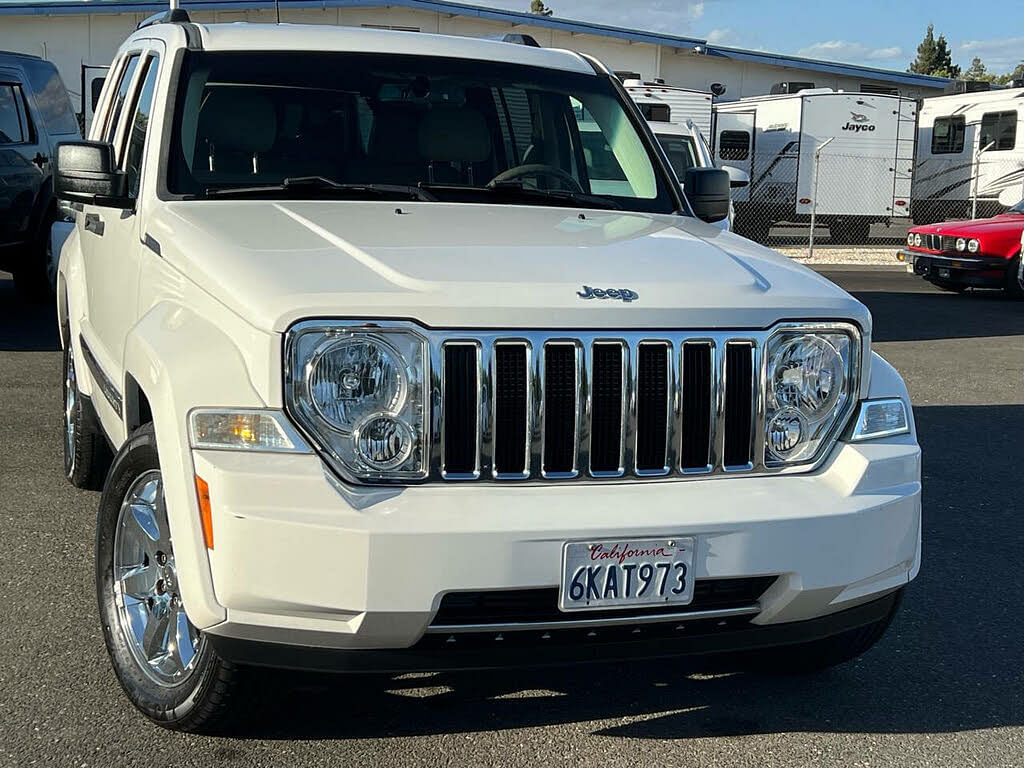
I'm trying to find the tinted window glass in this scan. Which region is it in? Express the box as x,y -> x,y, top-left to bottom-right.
25,61 -> 78,135
167,51 -> 677,214
931,116 -> 965,154
719,130 -> 749,161
656,134 -> 699,178
104,55 -> 140,142
123,55 -> 159,197
0,84 -> 28,144
980,111 -> 1017,151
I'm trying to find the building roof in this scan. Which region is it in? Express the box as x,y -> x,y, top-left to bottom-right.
0,0 -> 951,89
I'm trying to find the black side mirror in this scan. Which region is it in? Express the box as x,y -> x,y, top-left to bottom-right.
55,141 -> 131,209
683,167 -> 730,224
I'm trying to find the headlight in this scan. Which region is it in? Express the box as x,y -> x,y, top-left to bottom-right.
913,233 -> 922,247
956,238 -> 966,252
286,324 -> 427,481
967,238 -> 980,253
906,233 -> 915,247
764,327 -> 857,465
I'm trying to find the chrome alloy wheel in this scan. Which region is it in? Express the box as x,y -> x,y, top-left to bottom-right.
112,470 -> 203,686
64,350 -> 76,472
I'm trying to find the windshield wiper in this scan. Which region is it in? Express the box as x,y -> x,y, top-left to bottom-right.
203,176 -> 437,201
419,181 -> 622,211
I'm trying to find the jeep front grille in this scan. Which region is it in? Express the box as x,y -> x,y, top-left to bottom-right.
431,331 -> 764,482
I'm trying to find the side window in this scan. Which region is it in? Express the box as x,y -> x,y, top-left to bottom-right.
657,134 -> 699,178
719,130 -> 750,161
25,62 -> 78,136
122,55 -> 160,198
0,84 -> 31,144
931,116 -> 965,154
980,111 -> 1017,152
103,54 -> 140,143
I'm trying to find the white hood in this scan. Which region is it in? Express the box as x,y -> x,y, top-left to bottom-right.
151,201 -> 871,336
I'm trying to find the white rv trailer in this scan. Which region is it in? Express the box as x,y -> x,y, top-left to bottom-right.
712,88 -> 917,242
624,79 -> 713,138
912,85 -> 1024,223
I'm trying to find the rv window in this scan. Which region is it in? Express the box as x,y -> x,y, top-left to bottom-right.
719,130 -> 749,161
931,116 -> 965,154
980,111 -> 1017,151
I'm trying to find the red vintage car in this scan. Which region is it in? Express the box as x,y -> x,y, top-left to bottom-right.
897,197 -> 1024,297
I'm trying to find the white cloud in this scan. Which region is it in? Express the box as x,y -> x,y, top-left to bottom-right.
705,27 -> 735,45
687,1 -> 704,21
959,36 -> 1024,72
796,40 -> 903,65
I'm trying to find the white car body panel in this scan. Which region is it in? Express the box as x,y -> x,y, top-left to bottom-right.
56,21 -> 919,667
149,200 -> 869,334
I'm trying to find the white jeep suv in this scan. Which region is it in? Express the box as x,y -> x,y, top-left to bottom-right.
55,14 -> 921,732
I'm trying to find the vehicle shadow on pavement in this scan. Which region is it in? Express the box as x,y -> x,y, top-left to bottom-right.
0,275 -> 60,352
224,403 -> 1024,742
850,288 -> 1024,343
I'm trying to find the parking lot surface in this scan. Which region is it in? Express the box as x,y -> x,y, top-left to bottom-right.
1,267 -> 1022,768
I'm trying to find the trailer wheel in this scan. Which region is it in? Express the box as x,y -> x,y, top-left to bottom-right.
830,218 -> 871,245
734,214 -> 770,244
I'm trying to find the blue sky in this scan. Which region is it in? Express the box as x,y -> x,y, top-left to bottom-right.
475,0 -> 1023,75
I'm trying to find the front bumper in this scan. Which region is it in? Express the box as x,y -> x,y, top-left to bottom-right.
193,431 -> 921,660
896,249 -> 1010,286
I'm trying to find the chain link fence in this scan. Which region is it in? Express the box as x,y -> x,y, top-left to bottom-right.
724,151 -> 1023,254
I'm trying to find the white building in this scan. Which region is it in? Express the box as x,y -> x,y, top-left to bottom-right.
0,0 -> 949,117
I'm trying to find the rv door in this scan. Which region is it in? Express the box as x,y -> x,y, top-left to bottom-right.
80,64 -> 109,135
715,111 -> 754,202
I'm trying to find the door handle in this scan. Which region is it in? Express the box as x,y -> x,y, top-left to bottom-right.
84,213 -> 104,236
32,152 -> 48,168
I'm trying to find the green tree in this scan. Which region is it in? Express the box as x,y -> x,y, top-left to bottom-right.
530,0 -> 553,15
909,24 -> 961,78
963,56 -> 991,81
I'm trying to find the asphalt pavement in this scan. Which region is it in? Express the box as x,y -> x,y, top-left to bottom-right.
1,267 -> 1022,767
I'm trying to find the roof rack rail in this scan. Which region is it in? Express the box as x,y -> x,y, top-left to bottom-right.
137,8 -> 191,30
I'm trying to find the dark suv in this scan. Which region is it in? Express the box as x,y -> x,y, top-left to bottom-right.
0,51 -> 80,296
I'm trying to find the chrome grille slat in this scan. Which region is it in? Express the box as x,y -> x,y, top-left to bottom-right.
424,326 -> 860,484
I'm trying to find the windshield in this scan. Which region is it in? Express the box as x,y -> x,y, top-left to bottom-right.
166,51 -> 678,213
655,133 -> 699,179
1007,198 -> 1024,214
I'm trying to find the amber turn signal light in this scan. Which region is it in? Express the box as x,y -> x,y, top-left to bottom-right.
195,475 -> 214,550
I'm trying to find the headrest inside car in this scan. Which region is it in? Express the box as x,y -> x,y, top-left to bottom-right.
418,106 -> 491,164
198,88 -> 277,154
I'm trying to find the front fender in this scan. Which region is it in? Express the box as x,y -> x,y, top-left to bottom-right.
123,301 -> 269,630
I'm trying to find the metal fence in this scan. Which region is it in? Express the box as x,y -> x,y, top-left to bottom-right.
725,150 -> 1023,253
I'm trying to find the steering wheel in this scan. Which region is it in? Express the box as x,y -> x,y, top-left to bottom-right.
488,164 -> 584,193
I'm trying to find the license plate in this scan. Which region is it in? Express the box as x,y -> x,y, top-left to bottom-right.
559,537 -> 696,612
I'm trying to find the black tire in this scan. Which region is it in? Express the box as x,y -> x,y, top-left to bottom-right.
758,589 -> 903,673
1005,256 -> 1024,299
63,344 -> 113,490
734,214 -> 771,243
12,206 -> 56,301
830,218 -> 872,245
96,423 -> 241,732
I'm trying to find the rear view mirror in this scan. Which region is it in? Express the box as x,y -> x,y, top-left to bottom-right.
55,141 -> 131,208
721,165 -> 750,189
998,187 -> 1021,208
683,167 -> 730,223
